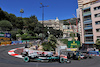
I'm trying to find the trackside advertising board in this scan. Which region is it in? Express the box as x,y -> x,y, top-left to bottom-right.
68,41 -> 80,48
0,33 -> 11,45
12,41 -> 22,44
0,33 -> 11,38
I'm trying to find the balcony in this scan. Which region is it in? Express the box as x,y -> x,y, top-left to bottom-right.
84,42 -> 94,44
84,18 -> 92,24
84,34 -> 93,37
85,32 -> 93,34
85,25 -> 92,28
83,7 -> 90,10
85,39 -> 94,44
83,11 -> 91,16
84,21 -> 92,24
84,27 -> 93,30
85,39 -> 93,41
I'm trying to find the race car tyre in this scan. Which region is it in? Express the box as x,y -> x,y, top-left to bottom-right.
24,56 -> 30,62
60,57 -> 65,63
84,57 -> 87,59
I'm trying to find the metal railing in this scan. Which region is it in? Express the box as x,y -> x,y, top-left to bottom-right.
85,25 -> 92,27
83,11 -> 91,15
84,18 -> 91,21
85,39 -> 93,42
85,32 -> 93,34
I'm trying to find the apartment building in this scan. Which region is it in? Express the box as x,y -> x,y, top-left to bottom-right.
77,0 -> 100,48
78,0 -> 83,9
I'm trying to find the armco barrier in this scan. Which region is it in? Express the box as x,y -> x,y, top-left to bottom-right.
89,51 -> 99,55
12,41 -> 22,45
88,51 -> 100,56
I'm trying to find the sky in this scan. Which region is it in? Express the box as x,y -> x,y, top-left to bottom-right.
0,0 -> 78,21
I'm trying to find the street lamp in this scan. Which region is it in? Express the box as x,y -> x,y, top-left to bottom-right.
40,3 -> 49,41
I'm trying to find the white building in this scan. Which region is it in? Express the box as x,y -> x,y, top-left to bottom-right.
39,17 -> 61,30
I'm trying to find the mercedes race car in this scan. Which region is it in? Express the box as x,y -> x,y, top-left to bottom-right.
23,55 -> 71,63
21,48 -> 71,63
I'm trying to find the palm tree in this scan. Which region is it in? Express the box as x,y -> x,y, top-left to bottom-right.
96,39 -> 100,45
20,9 -> 24,17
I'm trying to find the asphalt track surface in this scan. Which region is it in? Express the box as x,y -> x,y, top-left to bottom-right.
0,45 -> 100,67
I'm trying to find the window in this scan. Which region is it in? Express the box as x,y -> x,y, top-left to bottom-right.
94,6 -> 100,10
97,36 -> 100,39
95,13 -> 100,18
95,21 -> 100,25
96,28 -> 100,32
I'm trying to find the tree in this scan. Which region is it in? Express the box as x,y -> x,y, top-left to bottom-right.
39,33 -> 45,39
47,27 -> 63,38
10,30 -> 17,40
0,20 -> 12,31
41,35 -> 57,51
41,42 -> 54,51
96,39 -> 100,49
16,19 -> 24,30
70,32 -> 75,41
28,30 -> 35,36
48,35 -> 57,50
21,33 -> 28,40
17,29 -> 23,35
34,22 -> 43,34
55,30 -> 63,38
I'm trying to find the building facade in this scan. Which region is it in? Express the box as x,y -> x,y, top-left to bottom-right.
62,25 -> 77,38
77,0 -> 100,48
39,17 -> 61,30
78,0 -> 83,9
78,22 -> 82,35
39,18 -> 79,39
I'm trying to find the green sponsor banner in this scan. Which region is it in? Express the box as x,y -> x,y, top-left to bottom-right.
0,33 -> 5,37
22,40 -> 30,43
68,41 -> 80,48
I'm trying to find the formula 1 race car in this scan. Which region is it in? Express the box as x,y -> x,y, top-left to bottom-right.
21,48 -> 71,63
67,51 -> 85,60
81,51 -> 92,59
23,55 -> 71,63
